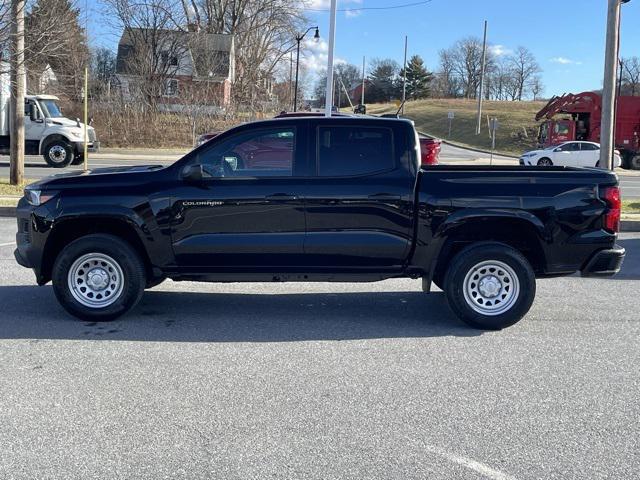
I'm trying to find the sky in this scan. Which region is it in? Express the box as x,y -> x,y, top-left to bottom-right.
83,0 -> 640,98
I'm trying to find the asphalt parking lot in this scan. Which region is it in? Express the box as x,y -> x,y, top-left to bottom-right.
0,217 -> 638,479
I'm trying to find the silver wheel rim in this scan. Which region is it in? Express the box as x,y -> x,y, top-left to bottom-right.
49,145 -> 67,163
463,260 -> 520,316
67,253 -> 124,308
539,159 -> 551,166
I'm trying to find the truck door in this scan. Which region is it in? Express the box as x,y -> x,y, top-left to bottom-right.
24,99 -> 46,154
300,121 -> 414,269
169,123 -> 307,268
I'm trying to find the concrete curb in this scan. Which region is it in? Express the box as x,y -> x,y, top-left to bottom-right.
0,206 -> 16,217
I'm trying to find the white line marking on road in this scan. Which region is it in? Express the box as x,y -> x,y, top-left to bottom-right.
0,242 -> 16,247
424,445 -> 518,480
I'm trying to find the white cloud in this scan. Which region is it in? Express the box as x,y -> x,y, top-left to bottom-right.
303,0 -> 364,18
488,45 -> 512,57
300,38 -> 346,72
550,56 -> 582,65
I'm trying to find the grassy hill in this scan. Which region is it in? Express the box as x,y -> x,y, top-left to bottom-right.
366,99 -> 546,156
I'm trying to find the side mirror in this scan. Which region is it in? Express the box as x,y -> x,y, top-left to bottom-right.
29,104 -> 40,122
181,163 -> 204,183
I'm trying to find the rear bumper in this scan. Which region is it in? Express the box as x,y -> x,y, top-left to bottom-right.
581,245 -> 626,277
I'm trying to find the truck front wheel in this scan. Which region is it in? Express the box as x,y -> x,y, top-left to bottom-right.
52,234 -> 146,321
43,141 -> 74,168
443,243 -> 536,330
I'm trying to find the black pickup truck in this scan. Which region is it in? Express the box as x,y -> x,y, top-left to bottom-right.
15,116 -> 625,329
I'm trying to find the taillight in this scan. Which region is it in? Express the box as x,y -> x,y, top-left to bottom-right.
601,186 -> 621,233
420,139 -> 440,166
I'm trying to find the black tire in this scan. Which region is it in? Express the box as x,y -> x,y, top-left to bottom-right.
52,234 -> 146,321
537,157 -> 553,166
43,140 -> 74,168
71,154 -> 84,166
443,243 -> 536,330
631,155 -> 640,171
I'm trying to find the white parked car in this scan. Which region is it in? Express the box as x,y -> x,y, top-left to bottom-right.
520,141 -> 621,168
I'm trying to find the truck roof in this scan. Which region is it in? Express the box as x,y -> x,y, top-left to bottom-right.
26,94 -> 60,101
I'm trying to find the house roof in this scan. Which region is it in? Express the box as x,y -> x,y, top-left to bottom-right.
116,28 -> 234,77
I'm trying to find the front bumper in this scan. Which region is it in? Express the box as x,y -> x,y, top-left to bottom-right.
15,198 -> 53,284
73,141 -> 100,154
581,245 -> 626,277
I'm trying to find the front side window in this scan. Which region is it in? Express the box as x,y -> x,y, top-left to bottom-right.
317,126 -> 394,177
199,128 -> 295,178
554,123 -> 570,136
559,142 -> 579,152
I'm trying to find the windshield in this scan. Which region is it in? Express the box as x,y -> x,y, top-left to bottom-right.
545,144 -> 562,150
38,99 -> 63,118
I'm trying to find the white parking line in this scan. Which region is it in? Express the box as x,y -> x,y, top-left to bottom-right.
424,445 -> 518,480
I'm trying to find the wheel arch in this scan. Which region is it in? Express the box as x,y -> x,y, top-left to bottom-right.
430,215 -> 547,285
41,216 -> 154,284
39,133 -> 73,155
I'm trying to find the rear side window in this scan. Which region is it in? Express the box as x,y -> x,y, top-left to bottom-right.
317,126 -> 394,176
581,143 -> 599,151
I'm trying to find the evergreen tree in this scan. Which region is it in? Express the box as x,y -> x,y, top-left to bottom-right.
367,58 -> 400,103
25,0 -> 90,99
400,55 -> 433,100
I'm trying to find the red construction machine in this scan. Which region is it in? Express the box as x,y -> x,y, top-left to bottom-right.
535,91 -> 640,169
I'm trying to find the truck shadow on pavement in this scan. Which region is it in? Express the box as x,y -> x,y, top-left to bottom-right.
0,287 -> 483,341
608,238 -> 640,280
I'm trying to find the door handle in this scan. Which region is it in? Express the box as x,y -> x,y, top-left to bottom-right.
265,193 -> 298,201
367,193 -> 401,201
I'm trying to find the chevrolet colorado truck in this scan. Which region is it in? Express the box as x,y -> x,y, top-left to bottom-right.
14,116 -> 625,329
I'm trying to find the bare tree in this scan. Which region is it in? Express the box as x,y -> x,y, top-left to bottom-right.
24,0 -> 89,99
621,56 -> 640,96
530,75 -> 544,101
507,46 -> 541,101
438,37 -> 495,99
104,0 -> 189,108
175,0 -> 306,110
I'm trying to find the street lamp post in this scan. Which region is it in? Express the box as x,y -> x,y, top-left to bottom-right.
293,26 -> 319,112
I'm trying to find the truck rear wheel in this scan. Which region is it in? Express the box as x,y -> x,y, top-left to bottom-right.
631,155 -> 640,170
52,234 -> 146,321
44,140 -> 74,168
443,243 -> 536,330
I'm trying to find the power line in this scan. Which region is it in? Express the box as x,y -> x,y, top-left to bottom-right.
304,0 -> 433,13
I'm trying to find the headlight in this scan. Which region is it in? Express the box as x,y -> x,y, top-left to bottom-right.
24,189 -> 58,206
521,153 -> 535,158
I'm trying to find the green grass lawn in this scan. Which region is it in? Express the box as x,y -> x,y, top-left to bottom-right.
622,200 -> 640,214
367,98 -> 545,156
0,179 -> 31,197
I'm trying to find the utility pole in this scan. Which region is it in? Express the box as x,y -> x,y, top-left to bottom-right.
361,56 -> 365,105
475,20 -> 488,135
10,0 -> 25,186
324,0 -> 337,116
599,0 -> 629,170
401,36 -> 408,115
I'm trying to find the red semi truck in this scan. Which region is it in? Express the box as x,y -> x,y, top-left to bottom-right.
535,91 -> 640,169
